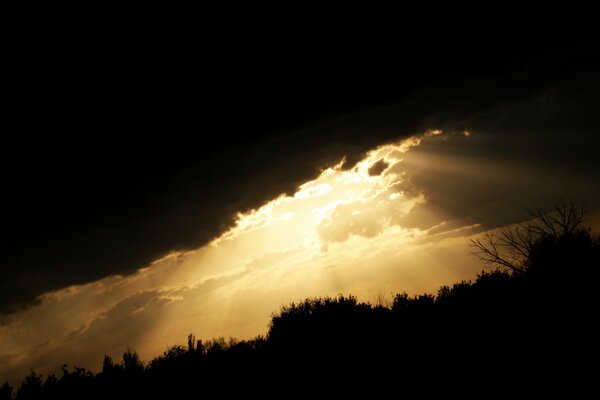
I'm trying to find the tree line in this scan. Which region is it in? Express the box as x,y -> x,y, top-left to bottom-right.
2,203 -> 598,398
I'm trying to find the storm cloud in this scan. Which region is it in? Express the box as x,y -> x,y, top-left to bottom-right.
1,36 -> 598,314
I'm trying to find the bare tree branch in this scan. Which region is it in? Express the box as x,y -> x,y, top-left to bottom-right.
471,202 -> 585,274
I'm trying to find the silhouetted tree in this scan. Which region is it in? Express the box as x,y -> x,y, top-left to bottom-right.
15,372 -> 42,400
471,201 -> 586,273
122,350 -> 144,378
0,382 -> 12,400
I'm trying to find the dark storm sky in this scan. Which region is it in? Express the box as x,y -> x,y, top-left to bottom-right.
2,31 -> 598,314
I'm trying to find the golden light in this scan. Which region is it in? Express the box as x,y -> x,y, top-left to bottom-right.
0,130 -> 486,383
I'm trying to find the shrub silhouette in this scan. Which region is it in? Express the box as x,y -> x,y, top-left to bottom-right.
471,201 -> 588,274
15,372 -> 42,400
0,382 -> 12,400
4,203 -> 598,398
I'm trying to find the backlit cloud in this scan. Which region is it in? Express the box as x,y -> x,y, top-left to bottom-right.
2,119 -> 599,385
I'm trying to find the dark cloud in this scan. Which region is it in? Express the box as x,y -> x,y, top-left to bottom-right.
368,159 -> 389,176
396,73 -> 600,234
1,35 -> 598,314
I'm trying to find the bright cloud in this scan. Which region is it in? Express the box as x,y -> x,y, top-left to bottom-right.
0,130 -> 516,384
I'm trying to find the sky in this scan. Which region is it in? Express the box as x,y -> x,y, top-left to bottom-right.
1,32 -> 599,383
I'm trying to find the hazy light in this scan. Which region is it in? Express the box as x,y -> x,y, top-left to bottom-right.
0,130 -> 488,384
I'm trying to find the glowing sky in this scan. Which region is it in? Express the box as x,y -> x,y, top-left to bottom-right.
1,128 -> 598,384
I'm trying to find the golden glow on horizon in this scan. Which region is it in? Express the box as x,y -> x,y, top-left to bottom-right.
1,129 -> 489,384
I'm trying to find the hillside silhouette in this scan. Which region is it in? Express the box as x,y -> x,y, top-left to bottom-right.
2,203 -> 598,398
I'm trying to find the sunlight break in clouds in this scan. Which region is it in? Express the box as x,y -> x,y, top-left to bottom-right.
1,130 -> 487,384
